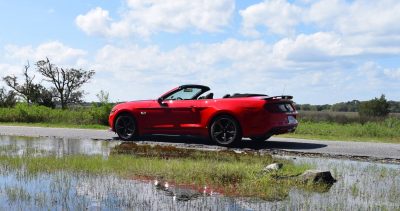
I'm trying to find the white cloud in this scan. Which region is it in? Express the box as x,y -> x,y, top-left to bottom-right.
306,0 -> 346,27
333,1 -> 400,36
91,39 -> 284,100
0,42 -> 88,91
1,37 -> 398,103
88,36 -> 400,103
4,41 -> 87,66
241,0 -> 400,43
75,7 -> 112,36
272,32 -> 362,62
76,0 -> 235,38
384,68 -> 400,80
0,63 -> 23,79
90,38 -> 356,102
240,0 -> 303,36
94,40 -> 267,82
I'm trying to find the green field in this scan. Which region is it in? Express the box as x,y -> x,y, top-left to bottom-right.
281,119 -> 400,143
282,111 -> 400,143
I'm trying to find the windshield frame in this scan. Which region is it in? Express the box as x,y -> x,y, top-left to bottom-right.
159,85 -> 210,101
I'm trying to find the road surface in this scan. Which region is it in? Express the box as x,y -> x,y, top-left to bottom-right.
0,125 -> 399,161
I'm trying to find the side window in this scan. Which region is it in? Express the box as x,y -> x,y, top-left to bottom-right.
165,88 -> 202,100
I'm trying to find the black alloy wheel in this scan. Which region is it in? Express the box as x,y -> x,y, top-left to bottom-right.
210,115 -> 242,146
115,114 -> 136,141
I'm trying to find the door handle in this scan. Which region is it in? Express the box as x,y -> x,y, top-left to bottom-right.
190,106 -> 197,112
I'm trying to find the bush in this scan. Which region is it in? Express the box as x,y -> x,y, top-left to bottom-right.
0,88 -> 17,108
0,103 -> 113,126
90,103 -> 113,125
358,95 -> 390,118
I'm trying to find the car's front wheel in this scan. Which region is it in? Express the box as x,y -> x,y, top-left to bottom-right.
115,114 -> 137,141
210,115 -> 242,146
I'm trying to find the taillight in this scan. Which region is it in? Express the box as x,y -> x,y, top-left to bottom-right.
265,103 -> 295,113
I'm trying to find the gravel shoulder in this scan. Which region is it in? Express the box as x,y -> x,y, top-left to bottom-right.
0,125 -> 399,162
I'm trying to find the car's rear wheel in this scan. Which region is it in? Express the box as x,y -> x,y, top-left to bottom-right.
250,134 -> 272,141
115,114 -> 137,141
210,115 -> 242,146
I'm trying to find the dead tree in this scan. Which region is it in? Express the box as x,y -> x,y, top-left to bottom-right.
3,61 -> 38,104
36,58 -> 95,109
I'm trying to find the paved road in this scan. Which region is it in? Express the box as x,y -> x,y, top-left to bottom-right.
0,125 -> 399,160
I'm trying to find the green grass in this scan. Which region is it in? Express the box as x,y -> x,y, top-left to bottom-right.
0,144 -> 315,200
0,103 -> 111,126
280,118 -> 400,143
297,110 -> 400,124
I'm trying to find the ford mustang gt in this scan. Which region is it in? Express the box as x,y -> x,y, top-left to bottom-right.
109,84 -> 298,146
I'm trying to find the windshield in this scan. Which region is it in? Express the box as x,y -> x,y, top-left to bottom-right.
164,88 -> 203,100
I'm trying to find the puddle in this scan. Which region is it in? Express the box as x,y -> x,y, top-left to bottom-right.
0,135 -> 399,210
0,135 -> 121,157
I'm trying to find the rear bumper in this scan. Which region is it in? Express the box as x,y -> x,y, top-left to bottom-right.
268,125 -> 297,135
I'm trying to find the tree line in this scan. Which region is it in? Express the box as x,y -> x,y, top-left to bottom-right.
0,58 -> 95,109
296,95 -> 399,117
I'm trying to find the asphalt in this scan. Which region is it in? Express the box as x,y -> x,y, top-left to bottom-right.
0,125 -> 399,160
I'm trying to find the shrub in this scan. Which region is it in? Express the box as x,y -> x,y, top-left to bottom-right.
0,88 -> 17,108
90,104 -> 113,125
358,95 -> 390,118
0,103 -> 113,126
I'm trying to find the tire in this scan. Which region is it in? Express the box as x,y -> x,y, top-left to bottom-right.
115,114 -> 137,141
209,115 -> 242,146
250,134 -> 272,141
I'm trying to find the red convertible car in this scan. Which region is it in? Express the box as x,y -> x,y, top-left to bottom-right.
109,84 -> 298,146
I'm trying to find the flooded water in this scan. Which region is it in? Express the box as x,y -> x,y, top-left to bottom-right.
0,135 -> 399,210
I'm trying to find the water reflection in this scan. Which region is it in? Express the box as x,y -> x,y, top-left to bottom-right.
0,135 -> 121,157
0,135 -> 399,210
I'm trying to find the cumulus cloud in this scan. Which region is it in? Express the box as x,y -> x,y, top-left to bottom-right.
329,0 -> 400,36
240,0 -> 303,36
4,0 -> 400,103
0,41 -> 88,88
241,0 -> 400,40
272,32 -> 362,62
94,39 -> 273,84
75,7 -> 112,36
4,41 -> 87,66
1,37 -> 398,103
306,0 -> 346,27
89,38 -> 365,101
384,68 -> 400,80
76,0 -> 235,38
0,63 -> 23,79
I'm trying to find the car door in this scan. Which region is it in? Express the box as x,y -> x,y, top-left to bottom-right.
139,100 -> 174,132
167,99 -> 201,132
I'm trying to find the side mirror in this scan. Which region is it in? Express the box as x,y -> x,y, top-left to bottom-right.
157,98 -> 167,106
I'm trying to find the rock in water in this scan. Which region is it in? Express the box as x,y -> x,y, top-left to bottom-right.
299,170 -> 336,184
263,163 -> 283,172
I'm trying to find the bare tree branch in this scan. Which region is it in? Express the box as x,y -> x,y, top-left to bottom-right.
35,58 -> 95,109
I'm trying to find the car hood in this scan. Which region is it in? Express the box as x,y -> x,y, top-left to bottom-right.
113,99 -> 154,110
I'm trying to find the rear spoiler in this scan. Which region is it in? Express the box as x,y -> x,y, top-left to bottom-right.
263,95 -> 293,100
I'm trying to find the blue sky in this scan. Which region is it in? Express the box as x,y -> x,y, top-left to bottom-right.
1,0 -> 399,104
